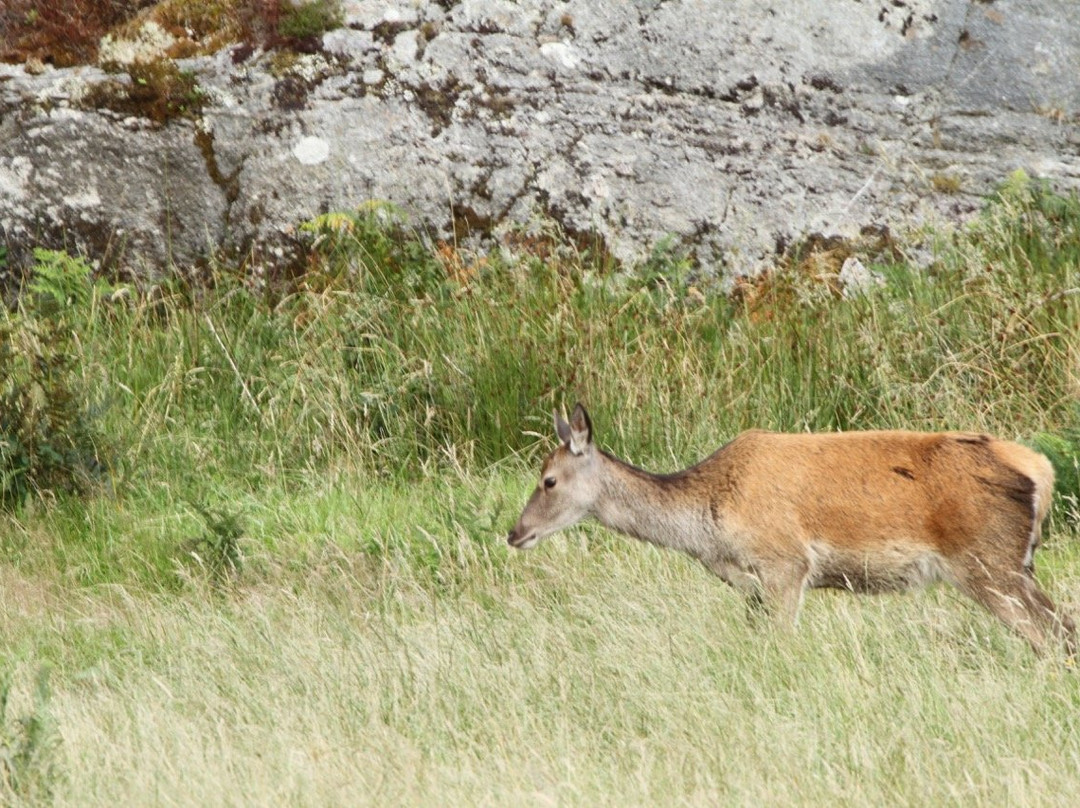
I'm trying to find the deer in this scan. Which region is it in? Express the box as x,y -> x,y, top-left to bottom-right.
507,404 -> 1076,655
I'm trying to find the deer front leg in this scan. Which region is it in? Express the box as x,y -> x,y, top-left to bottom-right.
703,558 -> 767,618
756,556 -> 812,627
704,555 -> 810,625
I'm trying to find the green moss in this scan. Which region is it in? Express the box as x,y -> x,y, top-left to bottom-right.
277,0 -> 343,41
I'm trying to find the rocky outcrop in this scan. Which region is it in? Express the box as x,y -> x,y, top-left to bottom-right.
1,0 -> 1079,280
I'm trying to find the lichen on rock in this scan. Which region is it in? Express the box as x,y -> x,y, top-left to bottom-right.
1,0 -> 1078,282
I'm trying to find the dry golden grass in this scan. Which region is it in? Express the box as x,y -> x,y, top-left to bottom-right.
3,470 -> 1080,806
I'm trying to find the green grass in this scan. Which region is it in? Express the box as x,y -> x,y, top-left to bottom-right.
3,175 -> 1080,804
4,509 -> 1080,805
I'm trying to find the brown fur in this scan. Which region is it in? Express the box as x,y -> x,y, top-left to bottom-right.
507,405 -> 1075,656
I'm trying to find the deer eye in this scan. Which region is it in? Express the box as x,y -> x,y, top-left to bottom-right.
543,476 -> 557,490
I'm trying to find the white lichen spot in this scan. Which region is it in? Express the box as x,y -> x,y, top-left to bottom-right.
287,53 -> 333,84
0,155 -> 33,199
390,31 -> 421,68
540,41 -> 581,70
323,29 -> 375,58
293,136 -> 330,165
839,256 -> 885,298
587,173 -> 610,201
57,75 -> 93,106
98,21 -> 177,66
66,187 -> 102,209
383,5 -> 419,25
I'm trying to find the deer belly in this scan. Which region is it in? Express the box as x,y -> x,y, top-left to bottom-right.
807,543 -> 946,594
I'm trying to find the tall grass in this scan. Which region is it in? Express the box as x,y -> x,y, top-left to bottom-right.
72,181 -> 1080,489
1,174 -> 1080,804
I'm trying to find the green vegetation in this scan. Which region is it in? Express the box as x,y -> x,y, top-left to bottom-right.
86,59 -> 206,123
0,251 -> 111,507
3,175 -> 1080,804
277,0 -> 342,41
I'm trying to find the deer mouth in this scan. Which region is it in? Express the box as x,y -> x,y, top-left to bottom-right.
507,529 -> 538,549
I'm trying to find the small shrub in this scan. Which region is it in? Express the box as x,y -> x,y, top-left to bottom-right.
182,503 -> 245,584
931,173 -> 962,195
300,203 -> 447,300
84,59 -> 205,123
636,235 -> 694,291
1,0 -> 344,67
0,0 -> 153,66
0,250 -> 110,507
1032,429 -> 1080,527
27,247 -> 94,310
116,0 -> 246,58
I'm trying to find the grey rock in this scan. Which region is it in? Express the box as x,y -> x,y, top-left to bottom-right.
839,256 -> 885,299
2,0 -> 1079,280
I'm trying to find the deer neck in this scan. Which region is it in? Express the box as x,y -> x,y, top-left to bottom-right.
591,451 -> 715,557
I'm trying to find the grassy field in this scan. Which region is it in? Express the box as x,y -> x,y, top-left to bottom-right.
3,174 -> 1080,805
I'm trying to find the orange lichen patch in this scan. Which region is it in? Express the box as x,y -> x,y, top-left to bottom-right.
436,242 -> 487,286
729,228 -> 898,320
500,230 -> 562,263
499,225 -> 616,276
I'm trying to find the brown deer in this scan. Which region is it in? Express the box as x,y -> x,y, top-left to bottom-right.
507,404 -> 1076,655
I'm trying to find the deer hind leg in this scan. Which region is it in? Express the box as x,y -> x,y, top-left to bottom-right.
1019,575 -> 1077,657
953,560 -> 1071,655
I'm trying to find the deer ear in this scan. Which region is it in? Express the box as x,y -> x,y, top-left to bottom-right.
568,403 -> 592,455
554,409 -> 572,445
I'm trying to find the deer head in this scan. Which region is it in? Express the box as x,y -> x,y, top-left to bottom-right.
507,404 -> 601,549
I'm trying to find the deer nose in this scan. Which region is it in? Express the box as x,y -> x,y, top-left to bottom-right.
507,527 -> 532,548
